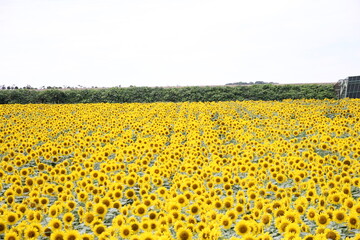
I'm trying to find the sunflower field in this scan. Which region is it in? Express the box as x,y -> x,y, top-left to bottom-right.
0,99 -> 360,240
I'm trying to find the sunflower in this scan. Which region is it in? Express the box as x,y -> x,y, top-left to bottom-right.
30,222 -> 43,236
119,225 -> 132,239
157,187 -> 167,197
354,233 -> 360,240
125,189 -> 136,199
226,209 -> 237,221
241,234 -> 257,240
347,212 -> 359,229
306,208 -> 317,221
34,211 -> 43,222
93,224 -> 107,237
6,195 -> 15,205
112,190 -> 122,200
257,232 -> 273,240
101,197 -> 112,208
274,207 -> 286,217
284,211 -> 300,223
189,204 -> 200,215
344,198 -> 355,209
353,203 -> 360,215
303,235 -> 315,240
93,203 -> 108,217
130,221 -> 140,233
5,212 -> 18,225
81,234 -> 94,240
63,212 -> 75,226
170,210 -> 181,220
49,205 -> 59,217
260,213 -> 272,226
40,197 -> 50,206
50,230 -> 66,240
330,193 -> 342,205
112,215 -> 125,227
4,231 -> 20,240
333,209 -> 347,224
64,230 -> 81,240
135,204 -> 147,217
174,220 -> 185,231
315,213 -> 329,227
223,198 -> 233,209
125,176 -> 136,187
148,211 -> 158,220
221,215 -> 233,229
213,200 -> 222,210
276,218 -> 291,233
66,201 -> 76,211
176,227 -> 192,240
43,227 -> 52,238
235,220 -> 250,236
247,191 -> 257,201
23,226 -> 38,239
83,212 -> 96,226
324,229 -> 340,240
284,223 -> 301,236
139,232 -> 155,240
275,174 -> 287,184
176,194 -> 188,207
121,207 -> 129,216
149,220 -> 158,231
251,209 -> 261,220
0,220 -> 7,234
234,204 -> 245,214
140,220 -> 150,231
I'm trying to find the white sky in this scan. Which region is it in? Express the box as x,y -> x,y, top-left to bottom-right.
0,0 -> 359,88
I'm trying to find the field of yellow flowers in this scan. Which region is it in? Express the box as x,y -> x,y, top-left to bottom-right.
1,99 -> 360,240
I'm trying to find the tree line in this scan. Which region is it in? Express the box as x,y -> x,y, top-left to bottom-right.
0,84 -> 336,104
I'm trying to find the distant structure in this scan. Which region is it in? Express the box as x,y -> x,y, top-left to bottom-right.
226,81 -> 278,86
335,75 -> 360,99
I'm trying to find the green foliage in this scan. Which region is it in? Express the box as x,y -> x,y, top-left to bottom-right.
0,84 -> 336,104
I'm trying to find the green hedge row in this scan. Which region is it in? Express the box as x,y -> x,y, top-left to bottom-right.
0,84 -> 336,104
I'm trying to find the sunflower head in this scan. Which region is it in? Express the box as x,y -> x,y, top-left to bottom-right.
176,227 -> 193,240
64,230 -> 81,240
235,220 -> 250,236
93,224 -> 107,237
119,225 -> 131,239
62,212 -> 75,225
6,212 -> 18,225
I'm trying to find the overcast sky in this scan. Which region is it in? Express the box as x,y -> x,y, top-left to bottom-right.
0,0 -> 359,88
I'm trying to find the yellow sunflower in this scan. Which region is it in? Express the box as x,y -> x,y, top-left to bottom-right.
176,227 -> 192,240
234,220 -> 250,236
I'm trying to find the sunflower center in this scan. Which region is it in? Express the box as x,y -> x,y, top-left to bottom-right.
319,216 -> 327,224
179,232 -> 190,240
336,213 -> 344,220
96,226 -> 105,235
8,215 -> 16,223
68,235 -> 76,240
239,225 -> 248,234
123,229 -> 130,236
28,231 -> 36,238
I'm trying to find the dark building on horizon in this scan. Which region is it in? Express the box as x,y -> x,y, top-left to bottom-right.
334,75 -> 360,99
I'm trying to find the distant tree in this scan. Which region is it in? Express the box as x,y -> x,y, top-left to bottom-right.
255,81 -> 265,84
